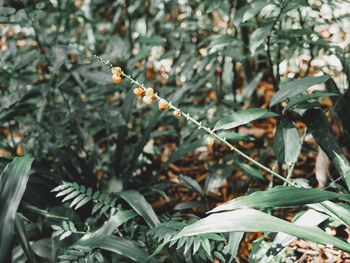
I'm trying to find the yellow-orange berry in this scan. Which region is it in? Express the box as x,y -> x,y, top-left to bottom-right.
206,136 -> 215,146
111,67 -> 122,75
143,96 -> 152,104
133,87 -> 143,95
112,74 -> 122,82
158,99 -> 168,110
145,87 -> 154,97
173,111 -> 181,117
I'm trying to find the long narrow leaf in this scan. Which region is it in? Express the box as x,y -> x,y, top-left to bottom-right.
0,156 -> 34,263
119,190 -> 160,228
14,214 -> 35,263
173,209 -> 350,252
209,186 -> 350,213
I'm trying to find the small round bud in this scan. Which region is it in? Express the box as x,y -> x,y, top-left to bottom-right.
111,67 -> 122,75
173,111 -> 181,117
145,87 -> 154,97
143,96 -> 152,104
112,74 -> 122,82
158,99 -> 169,110
206,136 -> 215,146
133,87 -> 143,95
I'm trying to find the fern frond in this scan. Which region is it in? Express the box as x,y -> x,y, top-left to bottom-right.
51,181 -> 119,215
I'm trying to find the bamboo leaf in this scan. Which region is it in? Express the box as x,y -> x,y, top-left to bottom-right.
273,119 -> 301,164
119,190 -> 160,228
174,209 -> 350,253
214,108 -> 278,131
270,75 -> 331,107
209,186 -> 350,213
0,156 -> 33,263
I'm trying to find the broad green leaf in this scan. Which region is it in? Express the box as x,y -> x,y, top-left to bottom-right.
283,92 -> 339,112
173,209 -> 350,253
270,75 -> 331,107
214,108 -> 278,131
209,186 -> 350,213
119,190 -> 160,228
273,119 -> 301,164
0,156 -> 33,263
249,23 -> 273,55
79,235 -> 153,262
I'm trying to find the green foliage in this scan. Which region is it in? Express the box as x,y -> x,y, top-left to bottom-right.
2,0 -> 350,262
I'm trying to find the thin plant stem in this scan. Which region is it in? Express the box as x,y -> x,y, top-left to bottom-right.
94,55 -> 296,187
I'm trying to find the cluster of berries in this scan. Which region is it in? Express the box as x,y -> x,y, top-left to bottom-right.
112,66 -> 215,146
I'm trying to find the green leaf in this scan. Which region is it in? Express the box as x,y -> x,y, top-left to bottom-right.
273,119 -> 301,164
208,186 -> 350,213
283,92 -> 339,112
179,174 -> 204,198
93,210 -> 136,237
119,190 -> 160,228
233,1 -> 269,27
0,87 -> 29,111
214,108 -> 278,131
62,190 -> 80,203
78,236 -> 153,262
236,161 -> 265,181
173,209 -> 350,253
270,75 -> 331,107
249,23 -> 273,55
208,35 -> 236,53
70,194 -> 86,208
0,156 -> 33,263
59,231 -> 72,240
227,232 -> 244,263
14,214 -> 35,263
74,196 -> 91,210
